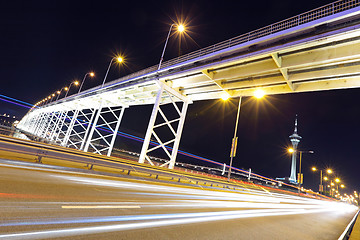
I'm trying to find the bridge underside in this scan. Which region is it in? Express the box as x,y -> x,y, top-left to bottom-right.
18,3 -> 360,169
167,16 -> 360,100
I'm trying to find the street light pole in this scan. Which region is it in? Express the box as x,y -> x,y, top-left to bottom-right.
320,169 -> 323,194
64,81 -> 79,98
56,87 -> 66,101
44,97 -> 49,105
102,57 -> 123,87
158,23 -> 185,71
312,167 -> 329,194
79,72 -> 95,93
102,58 -> 115,87
298,151 -> 302,193
227,96 -> 242,181
296,150 -> 313,194
158,23 -> 175,70
49,93 -> 56,103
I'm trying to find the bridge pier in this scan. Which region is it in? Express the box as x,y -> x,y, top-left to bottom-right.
41,111 -> 56,139
34,112 -> 47,137
61,109 -> 79,147
139,82 -> 191,169
49,111 -> 64,142
82,102 -> 126,156
29,112 -> 42,135
77,108 -> 97,150
54,110 -> 69,144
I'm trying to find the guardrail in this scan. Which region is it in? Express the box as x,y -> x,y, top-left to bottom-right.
3,126 -> 315,193
0,134 -> 264,191
108,0 -> 360,86
0,132 -> 335,201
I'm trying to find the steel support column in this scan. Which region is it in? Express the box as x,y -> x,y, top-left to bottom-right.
33,112 -> 46,136
139,82 -> 191,169
82,104 -> 102,152
83,102 -> 126,156
107,107 -> 125,156
49,111 -> 64,141
26,112 -> 39,135
54,110 -> 69,144
41,111 -> 56,139
62,109 -> 79,147
79,108 -> 97,150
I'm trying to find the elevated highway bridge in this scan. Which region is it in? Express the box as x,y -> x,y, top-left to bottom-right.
18,0 -> 360,170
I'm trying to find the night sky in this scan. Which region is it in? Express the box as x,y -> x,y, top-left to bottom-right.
1,0 -> 359,194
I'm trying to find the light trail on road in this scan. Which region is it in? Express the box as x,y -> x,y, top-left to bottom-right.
0,160 -> 357,239
0,207 -> 354,239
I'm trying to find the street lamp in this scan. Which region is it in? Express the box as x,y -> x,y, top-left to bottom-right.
323,176 -> 330,195
64,81 -> 79,98
311,167 -> 333,195
225,90 -> 265,181
227,95 -> 242,181
56,88 -> 64,101
334,178 -> 341,194
221,92 -> 230,101
39,99 -> 44,106
254,89 -> 265,99
78,72 -> 95,93
45,96 -> 52,104
102,57 -> 124,87
158,23 -> 186,70
330,181 -> 335,197
49,93 -> 56,103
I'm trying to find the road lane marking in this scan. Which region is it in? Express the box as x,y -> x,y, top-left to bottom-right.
0,208 -> 348,239
61,205 -> 141,209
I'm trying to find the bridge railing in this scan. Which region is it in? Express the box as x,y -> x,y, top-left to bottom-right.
161,0 -> 360,67
109,0 -> 360,87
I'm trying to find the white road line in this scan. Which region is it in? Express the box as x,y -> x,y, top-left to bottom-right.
61,205 -> 141,209
338,210 -> 359,240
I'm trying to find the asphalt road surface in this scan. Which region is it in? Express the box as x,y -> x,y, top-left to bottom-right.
0,159 -> 357,240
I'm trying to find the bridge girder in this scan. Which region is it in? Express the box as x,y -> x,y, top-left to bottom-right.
17,3 -> 360,171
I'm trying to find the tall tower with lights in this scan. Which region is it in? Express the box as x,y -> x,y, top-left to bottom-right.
289,115 -> 302,183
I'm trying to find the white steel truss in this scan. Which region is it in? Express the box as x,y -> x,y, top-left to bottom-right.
33,112 -> 46,137
54,110 -> 70,144
139,82 -> 190,169
83,104 -> 126,156
61,109 -> 79,147
41,111 -> 58,139
63,108 -> 97,150
30,113 -> 42,135
34,112 -> 48,137
48,111 -> 65,142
